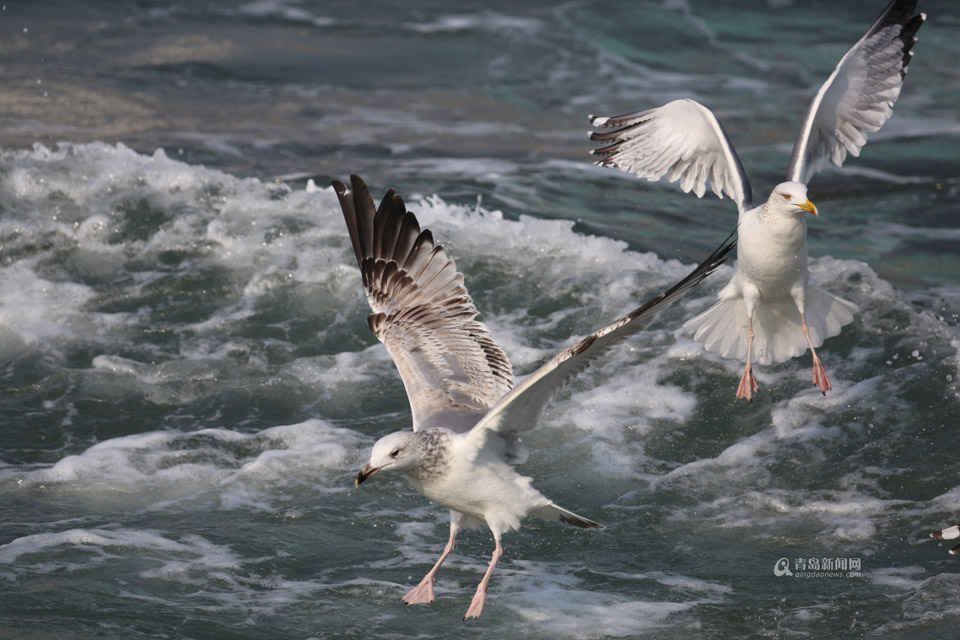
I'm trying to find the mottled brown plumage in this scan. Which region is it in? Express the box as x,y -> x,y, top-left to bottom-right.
335,175 -> 513,432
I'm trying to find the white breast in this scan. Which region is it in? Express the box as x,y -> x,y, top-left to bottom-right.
735,206 -> 809,298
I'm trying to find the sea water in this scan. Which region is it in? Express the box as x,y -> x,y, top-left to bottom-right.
1,1 -> 959,638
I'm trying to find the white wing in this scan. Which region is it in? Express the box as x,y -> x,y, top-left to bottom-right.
589,99 -> 753,216
465,234 -> 735,453
786,0 -> 925,184
333,175 -> 514,432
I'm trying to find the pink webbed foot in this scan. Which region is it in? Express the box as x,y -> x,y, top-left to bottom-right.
736,363 -> 759,401
463,540 -> 502,620
463,587 -> 487,620
811,356 -> 831,394
402,576 -> 435,605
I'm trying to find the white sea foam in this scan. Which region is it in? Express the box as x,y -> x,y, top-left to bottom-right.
2,420 -> 369,512
870,573 -> 960,635
507,590 -> 699,637
2,142 -> 959,637
0,262 -> 101,358
402,13 -> 542,36
0,526 -> 237,569
2,141 -> 953,477
0,522 -> 344,620
237,0 -> 335,27
0,142 -> 714,397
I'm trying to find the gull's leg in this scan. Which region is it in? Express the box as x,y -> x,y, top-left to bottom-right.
736,314 -> 758,402
463,536 -> 503,620
800,313 -> 831,394
402,519 -> 459,605
791,285 -> 830,394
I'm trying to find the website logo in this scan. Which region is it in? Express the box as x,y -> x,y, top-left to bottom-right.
773,556 -> 863,579
773,557 -> 793,577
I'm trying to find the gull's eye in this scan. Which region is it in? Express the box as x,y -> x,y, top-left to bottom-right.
782,193 -> 792,200
390,448 -> 402,458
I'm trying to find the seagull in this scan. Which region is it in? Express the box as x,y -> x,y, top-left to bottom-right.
931,525 -> 960,555
588,0 -> 924,401
334,174 -> 734,619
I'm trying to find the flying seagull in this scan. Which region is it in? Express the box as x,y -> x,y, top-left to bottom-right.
589,0 -> 924,400
334,174 -> 734,619
931,525 -> 960,555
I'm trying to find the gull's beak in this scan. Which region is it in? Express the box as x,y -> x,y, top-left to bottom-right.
796,199 -> 819,216
355,464 -> 380,487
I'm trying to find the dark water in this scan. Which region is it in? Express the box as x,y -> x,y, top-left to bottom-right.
1,1 -> 959,638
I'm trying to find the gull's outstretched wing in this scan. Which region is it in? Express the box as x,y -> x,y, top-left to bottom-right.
589,99 -> 753,216
786,0 -> 925,184
333,174 -> 514,432
466,233 -> 736,451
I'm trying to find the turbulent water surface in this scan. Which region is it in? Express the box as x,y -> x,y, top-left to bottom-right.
1,1 -> 959,638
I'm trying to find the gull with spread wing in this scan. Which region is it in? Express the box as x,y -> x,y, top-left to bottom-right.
589,0 -> 924,400
335,174 -> 734,619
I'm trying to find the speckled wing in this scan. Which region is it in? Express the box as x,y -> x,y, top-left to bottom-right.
466,233 -> 736,450
333,174 -> 514,433
786,0 -> 925,184
589,99 -> 753,216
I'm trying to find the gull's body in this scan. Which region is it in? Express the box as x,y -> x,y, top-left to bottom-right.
736,200 -> 807,297
335,174 -> 734,619
589,0 -> 924,400
397,429 -> 563,536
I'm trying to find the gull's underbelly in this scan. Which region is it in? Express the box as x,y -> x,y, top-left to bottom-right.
415,463 -> 543,529
737,223 -> 808,298
737,251 -> 807,296
421,478 -> 488,518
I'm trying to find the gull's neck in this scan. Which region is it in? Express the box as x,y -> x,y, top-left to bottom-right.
757,201 -> 805,226
408,429 -> 453,482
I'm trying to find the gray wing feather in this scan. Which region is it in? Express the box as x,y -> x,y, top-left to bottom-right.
333,174 -> 514,432
786,0 -> 925,184
590,99 -> 753,216
466,233 -> 736,447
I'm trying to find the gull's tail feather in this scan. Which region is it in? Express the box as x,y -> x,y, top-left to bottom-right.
532,504 -> 604,529
683,286 -> 857,365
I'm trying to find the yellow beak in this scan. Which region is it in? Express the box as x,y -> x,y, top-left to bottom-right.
796,199 -> 818,217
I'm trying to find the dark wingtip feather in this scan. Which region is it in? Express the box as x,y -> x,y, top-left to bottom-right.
333,177 -> 364,267
558,513 -> 605,530
653,230 -> 736,300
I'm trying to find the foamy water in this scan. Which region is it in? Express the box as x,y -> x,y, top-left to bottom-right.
0,140 -> 957,638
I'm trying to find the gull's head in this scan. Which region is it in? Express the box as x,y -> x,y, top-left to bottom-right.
768,181 -> 818,218
355,431 -> 421,487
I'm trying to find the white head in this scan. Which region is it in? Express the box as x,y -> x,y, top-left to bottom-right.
767,181 -> 818,218
355,431 -> 421,486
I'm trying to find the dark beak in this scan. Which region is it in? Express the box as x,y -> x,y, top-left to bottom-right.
355,464 -> 380,487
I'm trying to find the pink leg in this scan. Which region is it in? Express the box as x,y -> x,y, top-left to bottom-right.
402,522 -> 459,606
463,538 -> 503,620
800,313 -> 831,394
736,315 -> 759,402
